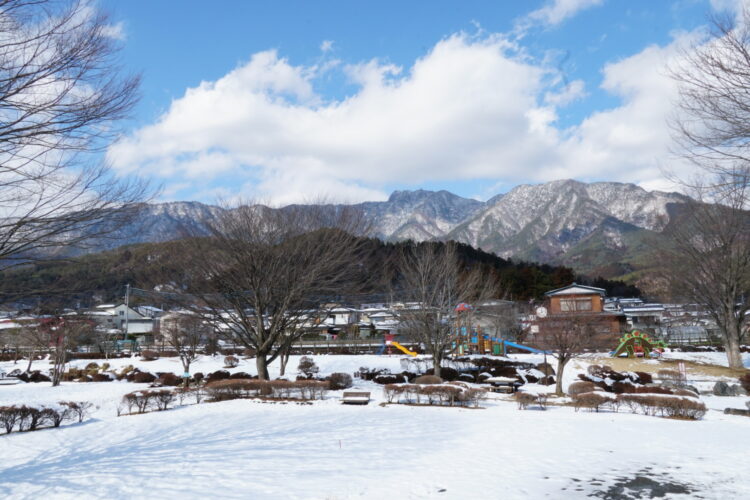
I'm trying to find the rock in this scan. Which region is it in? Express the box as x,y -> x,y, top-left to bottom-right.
713,381 -> 732,396
723,408 -> 750,417
729,384 -> 747,397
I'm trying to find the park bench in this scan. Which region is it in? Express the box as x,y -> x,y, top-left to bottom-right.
341,391 -> 371,405
486,376 -> 520,394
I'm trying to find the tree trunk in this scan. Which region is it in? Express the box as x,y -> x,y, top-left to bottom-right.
555,358 -> 566,396
182,359 -> 191,388
279,345 -> 291,377
256,355 -> 270,380
724,323 -> 744,370
26,349 -> 35,373
433,355 -> 442,378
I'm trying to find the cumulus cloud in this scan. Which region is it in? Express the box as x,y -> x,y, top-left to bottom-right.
107,28 -> 700,203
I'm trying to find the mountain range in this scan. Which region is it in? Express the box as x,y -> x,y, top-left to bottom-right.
90,179 -> 688,282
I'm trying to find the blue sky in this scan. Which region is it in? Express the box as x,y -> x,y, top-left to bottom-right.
102,0 -> 740,204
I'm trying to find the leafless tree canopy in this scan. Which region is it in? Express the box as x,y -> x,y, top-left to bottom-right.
0,0 -> 147,268
671,10 -> 750,194
174,202 -> 371,380
668,10 -> 750,369
395,242 -> 495,377
159,313 -> 207,383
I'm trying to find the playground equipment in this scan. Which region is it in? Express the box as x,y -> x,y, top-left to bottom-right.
390,341 -> 417,356
378,334 -> 418,356
611,330 -> 666,358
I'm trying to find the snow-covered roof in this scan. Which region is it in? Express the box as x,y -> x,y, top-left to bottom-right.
545,283 -> 606,297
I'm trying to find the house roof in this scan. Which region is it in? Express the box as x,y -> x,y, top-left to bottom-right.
544,283 -> 606,297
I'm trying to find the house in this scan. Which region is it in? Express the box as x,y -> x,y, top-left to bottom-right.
84,304 -> 156,335
533,283 -> 626,341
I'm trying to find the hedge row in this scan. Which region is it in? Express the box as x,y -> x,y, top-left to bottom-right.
119,390 -> 177,415
0,401 -> 92,434
383,383 -> 487,407
572,392 -> 707,420
204,379 -> 329,402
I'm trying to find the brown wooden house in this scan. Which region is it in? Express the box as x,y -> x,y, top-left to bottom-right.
534,283 -> 626,342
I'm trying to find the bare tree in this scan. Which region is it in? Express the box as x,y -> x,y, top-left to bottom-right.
395,242 -> 494,378
159,312 -> 207,386
0,0 -> 148,271
668,11 -> 750,369
175,203 -> 370,380
535,311 -> 599,396
660,191 -> 750,369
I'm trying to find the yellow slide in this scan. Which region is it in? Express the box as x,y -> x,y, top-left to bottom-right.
390,341 -> 417,356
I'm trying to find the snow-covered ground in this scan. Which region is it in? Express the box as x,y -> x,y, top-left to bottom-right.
1,352 -> 749,499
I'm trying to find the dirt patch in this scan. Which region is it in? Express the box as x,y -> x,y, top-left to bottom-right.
573,356 -> 748,379
588,473 -> 697,499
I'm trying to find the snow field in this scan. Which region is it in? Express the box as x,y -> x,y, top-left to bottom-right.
0,352 -> 749,499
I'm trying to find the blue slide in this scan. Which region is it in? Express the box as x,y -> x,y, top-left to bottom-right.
491,338 -> 549,355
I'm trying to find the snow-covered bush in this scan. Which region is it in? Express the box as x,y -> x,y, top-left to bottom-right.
373,374 -> 407,385
739,374 -> 750,394
223,355 -> 239,368
328,372 -> 353,390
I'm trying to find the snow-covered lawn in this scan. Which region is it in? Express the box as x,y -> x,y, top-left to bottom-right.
1,352 -> 749,499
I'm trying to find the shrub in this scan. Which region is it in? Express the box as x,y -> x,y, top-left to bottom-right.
457,373 -> 475,383
373,374 -> 406,385
0,406 -> 21,434
223,355 -> 239,368
356,367 -> 390,381
539,375 -> 556,386
739,373 -> 750,394
150,390 -> 176,411
635,371 -> 653,384
17,370 -> 51,383
616,394 -> 706,419
297,356 -> 319,379
141,350 -> 160,361
133,372 -> 156,384
205,370 -> 231,383
568,381 -> 597,396
91,373 -> 112,382
192,372 -> 204,383
514,392 -> 537,410
572,392 -> 611,412
85,362 -> 100,371
426,367 -> 459,381
60,401 -> 93,423
328,372 -> 353,390
414,375 -> 443,385
205,379 -> 264,401
155,373 -> 182,387
229,372 -> 253,380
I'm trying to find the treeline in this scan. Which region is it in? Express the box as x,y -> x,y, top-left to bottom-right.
0,237 -> 640,308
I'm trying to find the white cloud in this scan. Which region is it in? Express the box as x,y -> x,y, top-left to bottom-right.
108,30 -> 702,203
320,40 -> 334,52
520,0 -> 604,30
102,21 -> 126,41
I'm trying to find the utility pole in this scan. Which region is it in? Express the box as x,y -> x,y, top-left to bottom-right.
124,283 -> 131,341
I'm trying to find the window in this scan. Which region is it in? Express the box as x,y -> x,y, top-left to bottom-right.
560,298 -> 592,312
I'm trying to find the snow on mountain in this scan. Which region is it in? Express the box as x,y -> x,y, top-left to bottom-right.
72,180 -> 689,276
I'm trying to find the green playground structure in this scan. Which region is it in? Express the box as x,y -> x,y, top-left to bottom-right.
611,330 -> 666,358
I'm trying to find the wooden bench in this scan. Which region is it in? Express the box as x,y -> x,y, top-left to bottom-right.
341,391 -> 371,405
